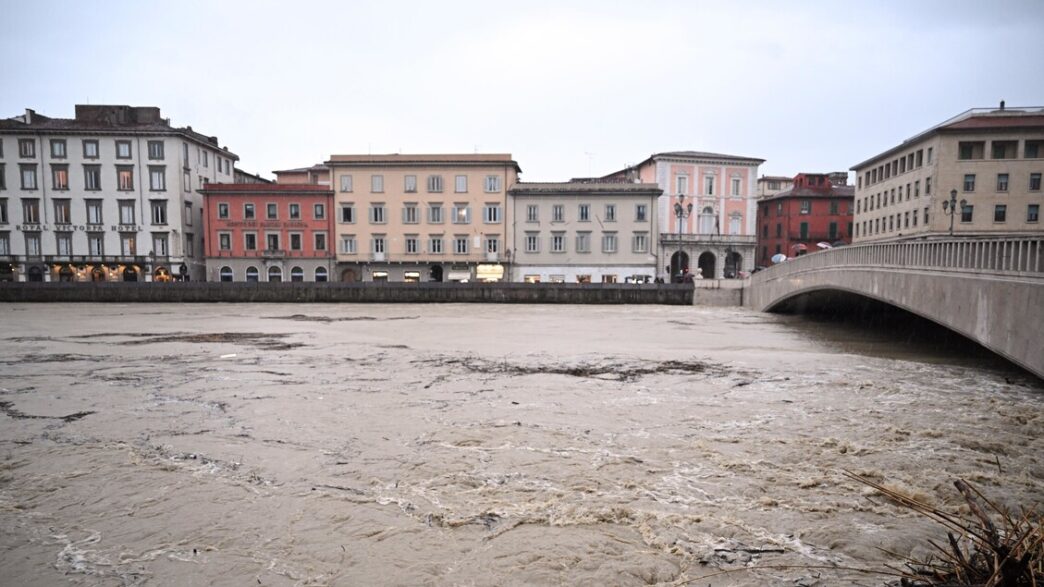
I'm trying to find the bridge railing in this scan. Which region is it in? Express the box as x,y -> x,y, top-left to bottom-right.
754,236 -> 1044,280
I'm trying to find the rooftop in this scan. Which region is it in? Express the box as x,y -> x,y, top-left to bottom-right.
326,153 -> 521,171
201,182 -> 332,193
652,150 -> 766,164
273,164 -> 329,174
510,181 -> 662,193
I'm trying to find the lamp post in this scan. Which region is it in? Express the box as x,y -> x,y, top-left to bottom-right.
673,194 -> 694,281
941,188 -> 966,236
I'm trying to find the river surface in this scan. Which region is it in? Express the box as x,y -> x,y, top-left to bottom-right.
0,303 -> 1041,586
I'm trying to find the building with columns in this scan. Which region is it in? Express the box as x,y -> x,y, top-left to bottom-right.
603,151 -> 764,280
0,105 -> 237,282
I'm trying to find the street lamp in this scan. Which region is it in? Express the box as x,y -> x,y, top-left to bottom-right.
672,194 -> 694,281
941,188 -> 967,236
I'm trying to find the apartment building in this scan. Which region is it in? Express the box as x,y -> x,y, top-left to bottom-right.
324,154 -> 521,282
0,105 -> 237,282
201,183 -> 334,282
508,181 -> 661,283
603,151 -> 764,280
852,104 -> 1044,242
756,173 -> 854,266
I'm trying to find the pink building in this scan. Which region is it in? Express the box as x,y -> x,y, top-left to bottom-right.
604,151 -> 764,280
201,183 -> 334,282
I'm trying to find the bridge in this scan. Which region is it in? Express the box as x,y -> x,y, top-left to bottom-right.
748,236 -> 1044,379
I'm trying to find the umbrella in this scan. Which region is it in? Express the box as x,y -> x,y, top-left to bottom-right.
816,242 -> 832,249
771,253 -> 787,264
791,243 -> 807,252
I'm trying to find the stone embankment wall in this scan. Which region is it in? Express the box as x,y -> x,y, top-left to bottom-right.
0,282 -> 695,305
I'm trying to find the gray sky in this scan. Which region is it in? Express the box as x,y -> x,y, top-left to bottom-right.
3,0 -> 1043,181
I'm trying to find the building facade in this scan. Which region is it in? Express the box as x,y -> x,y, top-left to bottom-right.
756,173 -> 854,266
273,164 -> 330,186
201,183 -> 334,282
324,154 -> 520,282
852,105 -> 1044,242
508,181 -> 661,283
757,175 -> 794,199
603,151 -> 764,280
0,105 -> 237,282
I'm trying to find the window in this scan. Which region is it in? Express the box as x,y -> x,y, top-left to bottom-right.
454,175 -> 467,193
453,236 -> 469,254
116,140 -> 132,159
551,232 -> 565,253
451,204 -> 470,224
246,267 -> 259,282
485,236 -> 499,254
266,203 -> 278,219
314,267 -> 328,282
958,141 -> 984,160
147,141 -> 164,160
775,223 -> 781,238
217,202 -> 229,219
51,165 -> 69,190
829,200 -> 839,215
152,233 -> 169,256
991,140 -> 1017,159
994,204 -> 1007,222
371,174 -> 384,193
118,200 -> 135,224
632,232 -> 648,253
289,203 -> 300,219
828,222 -> 838,240
0,165 -> 4,190
578,204 -> 590,222
403,175 -> 417,193
370,204 -> 386,224
1026,141 -> 1042,158
120,233 -> 136,256
635,204 -> 647,222
50,139 -> 66,159
427,175 -> 443,193
244,233 -> 257,250
117,166 -> 134,190
25,232 -> 41,256
526,204 -> 538,222
403,203 -> 419,224
20,164 -> 37,189
220,266 -> 234,282
85,200 -> 103,224
184,170 -> 191,191
484,175 -> 501,192
604,204 -> 616,222
341,235 -> 357,254
0,199 -> 5,223
203,152 -> 209,168
20,198 -> 40,223
676,175 -> 688,195
762,224 -> 768,238
82,140 -> 99,159
799,222 -> 809,240
244,203 -> 255,219
1031,173 -> 1042,191
313,203 -> 325,219
964,174 -> 975,192
339,204 -> 354,223
150,200 -> 167,224
552,204 -> 564,222
525,232 -> 539,253
18,139 -> 35,158
314,232 -> 327,251
483,204 -> 501,224
575,232 -> 590,253
914,180 -> 921,197
428,203 -> 443,224
1029,204 -> 1040,222
926,177 -> 932,195
924,207 -> 930,224
731,177 -> 741,196
728,214 -> 741,235
800,200 -> 810,214
0,232 -> 10,255
961,204 -> 974,222
997,173 -> 1009,192
85,232 -> 103,256
218,233 -> 231,250
289,233 -> 302,251
429,235 -> 443,254
602,232 -> 617,253
148,167 -> 165,191
266,233 -> 280,251
340,174 -> 353,192
405,235 -> 419,254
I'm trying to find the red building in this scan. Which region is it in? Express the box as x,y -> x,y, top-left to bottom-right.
756,173 -> 854,267
201,183 -> 334,282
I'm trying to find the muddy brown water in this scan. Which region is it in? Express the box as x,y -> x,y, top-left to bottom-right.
0,303 -> 1040,586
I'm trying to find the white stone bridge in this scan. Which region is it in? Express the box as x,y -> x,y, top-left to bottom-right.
748,237 -> 1044,379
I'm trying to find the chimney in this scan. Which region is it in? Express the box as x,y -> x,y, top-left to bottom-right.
1000,100 -> 1006,111
24,108 -> 34,124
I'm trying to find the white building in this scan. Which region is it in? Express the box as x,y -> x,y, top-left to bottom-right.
0,105 -> 238,282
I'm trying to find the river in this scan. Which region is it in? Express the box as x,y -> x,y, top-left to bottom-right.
0,303 -> 1040,586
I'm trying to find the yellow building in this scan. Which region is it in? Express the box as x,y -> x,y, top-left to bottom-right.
324,154 -> 520,282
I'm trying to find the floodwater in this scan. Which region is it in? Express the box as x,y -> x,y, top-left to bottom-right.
0,303 -> 1041,587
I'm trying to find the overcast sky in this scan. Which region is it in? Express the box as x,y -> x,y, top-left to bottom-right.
2,0 -> 1043,181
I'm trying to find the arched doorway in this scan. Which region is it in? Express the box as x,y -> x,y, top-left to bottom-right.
28,266 -> 44,282
669,251 -> 689,282
268,266 -> 282,283
724,251 -> 742,278
341,268 -> 357,283
697,252 -> 716,279
122,267 -> 139,282
59,266 -> 75,282
91,266 -> 106,282
429,264 -> 443,282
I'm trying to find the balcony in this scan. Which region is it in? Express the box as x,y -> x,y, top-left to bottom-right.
262,249 -> 287,258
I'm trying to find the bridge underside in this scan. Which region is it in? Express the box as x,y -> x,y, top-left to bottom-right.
749,267 -> 1044,380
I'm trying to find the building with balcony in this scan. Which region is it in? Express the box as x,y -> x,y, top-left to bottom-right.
852,104 -> 1044,242
508,181 -> 661,283
201,183 -> 334,282
0,104 -> 237,282
756,172 -> 854,266
603,151 -> 764,280
324,154 -> 520,282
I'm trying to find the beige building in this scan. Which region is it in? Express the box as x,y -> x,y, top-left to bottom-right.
757,175 -> 794,199
508,181 -> 661,283
273,164 -> 330,186
324,154 -> 520,282
852,105 -> 1044,242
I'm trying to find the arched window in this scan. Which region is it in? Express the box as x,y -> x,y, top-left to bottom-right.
290,266 -> 304,282
219,266 -> 234,282
314,267 -> 328,282
245,266 -> 259,282
698,206 -> 716,234
268,266 -> 282,283
729,213 -> 742,235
